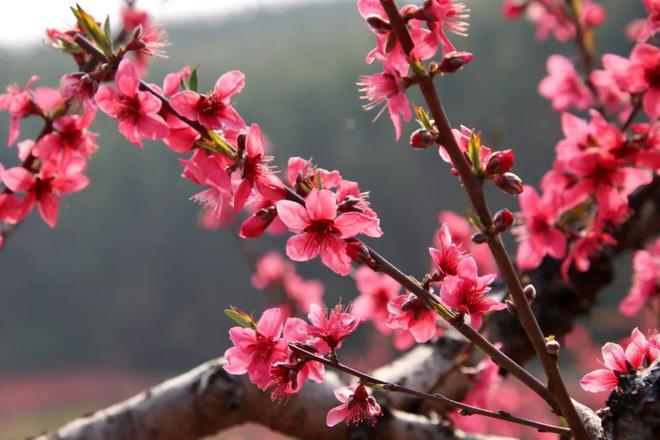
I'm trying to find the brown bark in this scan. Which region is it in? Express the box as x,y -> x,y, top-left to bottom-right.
600,364 -> 660,440
32,358 -> 513,440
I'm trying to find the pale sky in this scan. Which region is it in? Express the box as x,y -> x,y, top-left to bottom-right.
0,0 -> 336,48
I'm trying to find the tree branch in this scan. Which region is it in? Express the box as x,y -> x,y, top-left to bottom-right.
32,358 -> 513,440
71,32 -> 553,413
377,1 -> 589,437
290,344 -> 571,436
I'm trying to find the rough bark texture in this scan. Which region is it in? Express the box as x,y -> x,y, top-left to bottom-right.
492,178 -> 660,365
372,332 -> 470,412
600,364 -> 660,440
31,358 -> 511,440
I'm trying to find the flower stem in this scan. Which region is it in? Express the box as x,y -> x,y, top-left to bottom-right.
378,1 -> 590,438
290,343 -> 571,436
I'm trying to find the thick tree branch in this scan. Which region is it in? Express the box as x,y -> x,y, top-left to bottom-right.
372,333 -> 471,411
601,364 -> 660,440
32,358 -> 513,440
290,344 -> 571,435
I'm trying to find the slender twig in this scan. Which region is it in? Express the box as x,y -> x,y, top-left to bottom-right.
378,1 -> 589,438
621,97 -> 644,131
566,0 -> 595,75
564,0 -> 608,117
73,33 -> 555,409
290,344 -> 571,436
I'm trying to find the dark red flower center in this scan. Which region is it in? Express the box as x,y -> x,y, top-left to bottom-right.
118,95 -> 142,122
304,219 -> 340,235
198,94 -> 225,116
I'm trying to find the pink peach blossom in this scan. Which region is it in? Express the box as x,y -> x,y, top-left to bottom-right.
170,70 -> 245,130
33,109 -> 98,165
386,292 -> 439,343
619,238 -> 659,316
276,188 -> 382,275
326,384 -> 381,427
232,124 -> 285,211
538,55 -> 593,111
357,61 -> 411,140
603,43 -> 660,119
436,211 -> 497,275
440,257 -> 503,329
1,158 -> 89,228
514,185 -> 566,270
179,149 -> 232,219
422,0 -> 470,56
306,303 -> 359,353
223,308 -> 289,390
352,267 -> 401,334
581,327 -> 659,393
95,59 -> 169,147
0,76 -> 38,145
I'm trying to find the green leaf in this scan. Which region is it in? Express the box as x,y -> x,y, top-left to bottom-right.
466,209 -> 484,231
188,66 -> 199,92
316,171 -> 323,190
413,104 -> 433,131
467,131 -> 482,175
103,16 -> 111,41
224,307 -> 256,329
206,130 -> 238,160
410,60 -> 427,77
103,16 -> 113,53
430,301 -> 454,320
71,5 -> 111,56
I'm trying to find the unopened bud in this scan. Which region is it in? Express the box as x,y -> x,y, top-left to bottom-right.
493,208 -> 514,233
493,172 -> 523,195
410,129 -> 435,150
366,15 -> 391,34
546,339 -> 560,356
523,284 -> 536,303
438,51 -> 474,73
485,149 -> 515,175
502,0 -> 527,20
471,231 -> 489,244
239,206 -> 277,238
346,240 -> 369,264
60,73 -> 98,105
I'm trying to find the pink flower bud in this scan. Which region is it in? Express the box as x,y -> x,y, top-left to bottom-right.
485,149 -> 515,175
523,284 -> 537,303
502,0 -> 526,20
346,240 -> 369,263
493,172 -> 523,195
239,206 -> 277,238
410,129 -> 435,150
493,208 -> 514,232
438,51 -> 474,73
60,73 -> 98,106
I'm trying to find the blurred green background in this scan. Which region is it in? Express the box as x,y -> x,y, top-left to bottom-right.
0,0 -> 647,437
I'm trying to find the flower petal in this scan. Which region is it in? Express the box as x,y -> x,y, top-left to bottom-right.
276,200 -> 310,232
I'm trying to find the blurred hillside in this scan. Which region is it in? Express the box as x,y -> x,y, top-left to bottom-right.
0,0 -> 645,382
